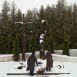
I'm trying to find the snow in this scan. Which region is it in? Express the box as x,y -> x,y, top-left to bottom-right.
42,20 -> 45,23
40,34 -> 45,39
14,22 -> 23,24
39,39 -> 43,43
0,54 -> 13,57
45,31 -> 47,33
0,58 -> 77,77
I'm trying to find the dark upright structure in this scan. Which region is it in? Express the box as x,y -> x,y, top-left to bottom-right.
39,20 -> 46,59
40,49 -> 45,59
14,14 -> 26,61
22,14 -> 26,61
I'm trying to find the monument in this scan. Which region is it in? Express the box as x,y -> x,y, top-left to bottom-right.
39,20 -> 47,59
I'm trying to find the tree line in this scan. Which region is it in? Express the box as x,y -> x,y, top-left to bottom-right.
0,0 -> 77,56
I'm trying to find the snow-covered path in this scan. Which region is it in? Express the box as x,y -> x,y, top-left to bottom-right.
0,60 -> 77,77
0,61 -> 13,77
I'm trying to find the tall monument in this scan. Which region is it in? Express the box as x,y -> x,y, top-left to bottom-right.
39,20 -> 47,59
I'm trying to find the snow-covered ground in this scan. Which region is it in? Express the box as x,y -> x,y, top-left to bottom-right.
0,59 -> 77,77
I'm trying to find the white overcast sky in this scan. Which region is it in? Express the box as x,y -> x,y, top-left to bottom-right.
0,0 -> 77,13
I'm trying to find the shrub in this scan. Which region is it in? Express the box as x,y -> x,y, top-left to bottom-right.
63,39 -> 69,56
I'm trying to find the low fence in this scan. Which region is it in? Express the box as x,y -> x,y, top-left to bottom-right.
52,54 -> 77,63
0,54 -> 13,62
54,49 -> 77,57
0,52 -> 77,63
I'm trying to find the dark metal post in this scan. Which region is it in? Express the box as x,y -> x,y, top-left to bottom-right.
22,14 -> 25,61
